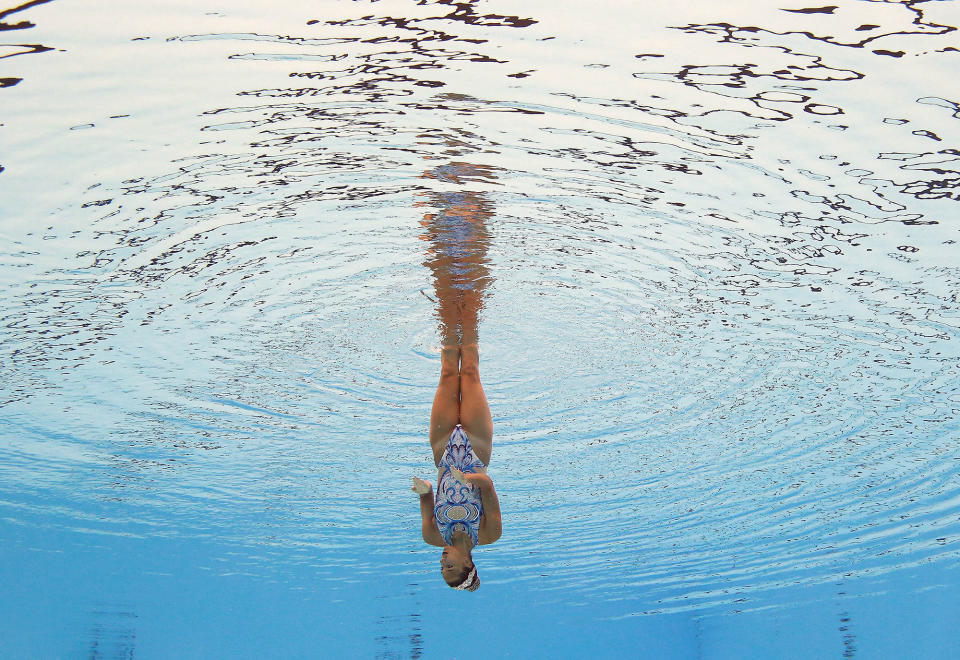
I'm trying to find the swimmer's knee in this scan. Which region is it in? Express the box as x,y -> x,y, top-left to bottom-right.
439,366 -> 459,382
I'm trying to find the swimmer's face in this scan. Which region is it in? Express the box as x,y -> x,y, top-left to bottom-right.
440,546 -> 470,584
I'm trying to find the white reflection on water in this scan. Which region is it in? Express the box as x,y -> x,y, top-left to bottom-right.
1,0 -> 960,656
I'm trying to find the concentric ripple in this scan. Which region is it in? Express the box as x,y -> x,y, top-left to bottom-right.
1,0 -> 959,656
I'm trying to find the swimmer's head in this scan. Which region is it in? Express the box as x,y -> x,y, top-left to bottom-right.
440,546 -> 480,591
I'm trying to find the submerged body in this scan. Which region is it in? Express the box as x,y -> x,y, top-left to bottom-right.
414,165 -> 500,589
434,425 -> 485,546
413,345 -> 501,590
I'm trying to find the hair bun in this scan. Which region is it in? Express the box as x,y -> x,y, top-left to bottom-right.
454,565 -> 480,591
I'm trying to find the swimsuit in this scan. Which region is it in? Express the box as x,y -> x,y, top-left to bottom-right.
434,425 -> 485,545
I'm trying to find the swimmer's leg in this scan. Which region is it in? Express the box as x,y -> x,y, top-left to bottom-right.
429,345 -> 461,465
458,343 -> 493,465
433,257 -> 462,347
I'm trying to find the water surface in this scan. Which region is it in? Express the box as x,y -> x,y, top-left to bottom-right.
2,0 -> 960,657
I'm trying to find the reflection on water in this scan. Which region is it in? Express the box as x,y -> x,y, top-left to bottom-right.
419,161 -> 496,344
0,0 -> 56,86
86,603 -> 137,660
2,0 -> 960,656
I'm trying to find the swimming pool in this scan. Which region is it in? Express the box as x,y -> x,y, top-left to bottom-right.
2,0 -> 959,657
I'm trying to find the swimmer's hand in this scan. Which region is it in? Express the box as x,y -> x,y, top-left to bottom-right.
411,477 -> 432,496
450,467 -> 482,486
451,468 -> 493,490
449,467 -> 469,486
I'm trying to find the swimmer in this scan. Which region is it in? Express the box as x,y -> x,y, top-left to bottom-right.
412,343 -> 501,591
412,161 -> 501,590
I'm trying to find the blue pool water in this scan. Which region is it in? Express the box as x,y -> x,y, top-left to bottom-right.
2,0 -> 960,657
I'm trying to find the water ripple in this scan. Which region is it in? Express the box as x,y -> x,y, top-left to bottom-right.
2,0 -> 959,643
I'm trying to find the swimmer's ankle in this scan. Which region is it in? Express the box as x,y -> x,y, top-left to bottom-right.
441,345 -> 461,358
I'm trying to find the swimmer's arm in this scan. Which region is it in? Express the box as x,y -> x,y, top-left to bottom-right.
417,488 -> 445,547
469,474 -> 502,545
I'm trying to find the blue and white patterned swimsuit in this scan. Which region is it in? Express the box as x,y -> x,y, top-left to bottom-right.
435,425 -> 486,546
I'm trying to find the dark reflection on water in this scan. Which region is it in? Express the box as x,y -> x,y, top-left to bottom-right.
187,1 -> 536,103
652,0 -> 955,123
86,604 -> 136,660
0,0 -> 56,80
0,0 -> 57,172
375,608 -> 424,660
